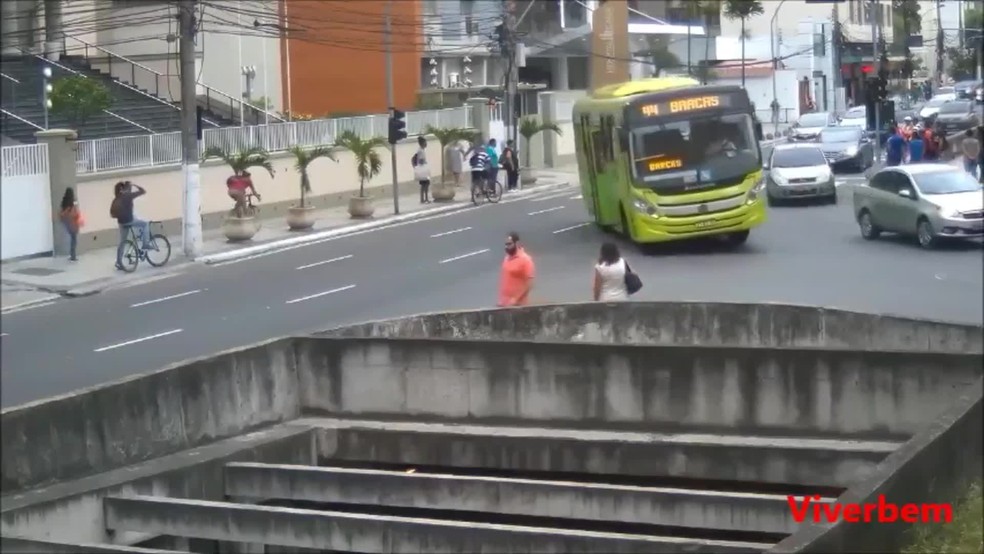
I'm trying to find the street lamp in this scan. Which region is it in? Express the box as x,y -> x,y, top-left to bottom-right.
42,66 -> 52,129
241,65 -> 256,126
770,0 -> 790,130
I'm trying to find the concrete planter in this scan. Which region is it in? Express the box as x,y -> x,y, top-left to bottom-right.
286,204 -> 316,231
222,215 -> 260,242
348,195 -> 375,219
520,167 -> 538,186
431,185 -> 456,202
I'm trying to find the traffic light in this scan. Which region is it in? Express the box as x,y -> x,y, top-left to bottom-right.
387,108 -> 407,144
42,65 -> 52,128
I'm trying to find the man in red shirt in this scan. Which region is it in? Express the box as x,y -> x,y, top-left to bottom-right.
497,231 -> 535,307
227,170 -> 261,217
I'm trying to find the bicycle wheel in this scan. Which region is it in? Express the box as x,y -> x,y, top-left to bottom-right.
471,183 -> 482,205
145,234 -> 172,267
119,240 -> 140,273
487,180 -> 503,203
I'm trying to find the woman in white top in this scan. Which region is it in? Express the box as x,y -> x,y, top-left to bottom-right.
593,242 -> 628,301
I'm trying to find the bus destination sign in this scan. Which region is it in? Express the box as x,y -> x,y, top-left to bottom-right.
637,93 -> 735,118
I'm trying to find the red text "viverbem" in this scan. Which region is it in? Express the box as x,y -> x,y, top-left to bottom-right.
788,495 -> 953,524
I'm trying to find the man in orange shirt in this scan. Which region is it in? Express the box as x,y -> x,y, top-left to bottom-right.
497,231 -> 535,307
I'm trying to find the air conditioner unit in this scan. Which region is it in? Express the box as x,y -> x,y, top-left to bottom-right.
448,72 -> 461,87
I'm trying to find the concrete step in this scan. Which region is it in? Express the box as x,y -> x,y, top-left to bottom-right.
302,418 -> 900,488
224,462 -> 832,535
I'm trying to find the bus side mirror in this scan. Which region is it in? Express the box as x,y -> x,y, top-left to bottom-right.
617,128 -> 629,151
754,122 -> 764,142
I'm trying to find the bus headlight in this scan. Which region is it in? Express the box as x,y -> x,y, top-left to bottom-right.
747,176 -> 766,204
632,198 -> 658,216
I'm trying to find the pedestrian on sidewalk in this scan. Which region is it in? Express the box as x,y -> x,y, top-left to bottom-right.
502,140 -> 520,191
111,181 -> 151,271
413,136 -> 431,204
960,128 -> 980,178
592,242 -> 628,301
497,231 -> 534,308
485,138 -> 500,189
449,140 -> 465,187
885,127 -> 905,167
58,187 -> 83,261
908,129 -> 924,164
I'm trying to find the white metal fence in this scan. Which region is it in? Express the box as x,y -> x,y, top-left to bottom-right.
75,106 -> 472,175
2,143 -> 49,178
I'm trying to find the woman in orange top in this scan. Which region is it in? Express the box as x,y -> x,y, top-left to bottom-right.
59,187 -> 84,261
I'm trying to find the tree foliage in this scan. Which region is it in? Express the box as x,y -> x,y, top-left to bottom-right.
517,116 -> 561,169
49,76 -> 113,129
288,145 -> 336,207
334,130 -> 387,198
424,126 -> 473,185
723,0 -> 765,86
946,7 -> 983,80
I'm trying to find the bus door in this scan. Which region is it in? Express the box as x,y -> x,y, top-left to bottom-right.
578,114 -> 603,220
590,115 -> 621,226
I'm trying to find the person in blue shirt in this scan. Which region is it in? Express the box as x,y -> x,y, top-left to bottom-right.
485,139 -> 500,189
908,130 -> 924,163
885,126 -> 905,166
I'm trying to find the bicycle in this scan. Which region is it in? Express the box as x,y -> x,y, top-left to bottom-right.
118,221 -> 171,273
231,192 -> 261,219
471,171 -> 503,205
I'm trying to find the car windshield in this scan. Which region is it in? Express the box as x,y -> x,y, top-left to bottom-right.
820,128 -> 861,142
914,170 -> 983,195
797,113 -> 829,127
630,113 -> 760,188
845,107 -> 865,117
938,101 -> 971,114
926,97 -> 951,107
772,147 -> 826,168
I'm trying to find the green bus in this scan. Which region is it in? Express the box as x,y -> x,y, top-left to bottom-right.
572,77 -> 767,246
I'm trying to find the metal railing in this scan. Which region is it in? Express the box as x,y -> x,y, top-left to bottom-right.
75,106 -> 472,174
2,143 -> 49,178
62,35 -> 283,126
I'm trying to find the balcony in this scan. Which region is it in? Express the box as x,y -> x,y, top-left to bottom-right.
515,0 -> 593,57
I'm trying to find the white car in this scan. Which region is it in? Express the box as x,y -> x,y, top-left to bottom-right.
919,94 -> 957,120
839,107 -> 867,129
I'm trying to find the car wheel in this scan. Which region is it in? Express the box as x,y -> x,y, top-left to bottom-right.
767,194 -> 779,207
917,217 -> 937,249
858,210 -> 881,240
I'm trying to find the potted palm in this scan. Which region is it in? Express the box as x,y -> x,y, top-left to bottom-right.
518,116 -> 562,185
423,125 -> 473,202
287,145 -> 336,230
334,130 -> 386,219
202,146 -> 274,241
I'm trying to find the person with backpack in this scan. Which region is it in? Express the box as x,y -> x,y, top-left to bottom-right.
469,139 -> 491,193
412,135 -> 431,204
59,187 -> 84,261
110,181 -> 151,271
501,139 -> 520,191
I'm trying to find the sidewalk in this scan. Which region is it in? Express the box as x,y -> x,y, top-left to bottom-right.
1,172 -> 574,306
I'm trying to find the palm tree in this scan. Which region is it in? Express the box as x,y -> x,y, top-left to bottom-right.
424,125 -> 473,186
701,0 -> 722,84
333,130 -> 386,198
518,116 -> 561,170
201,146 -> 274,210
723,0 -> 765,87
288,145 -> 336,208
685,0 -> 703,75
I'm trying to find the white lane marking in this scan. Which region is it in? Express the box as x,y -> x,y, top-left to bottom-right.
206,185 -> 577,267
439,249 -> 490,264
553,222 -> 591,234
295,255 -> 353,270
129,289 -> 203,308
0,333 -> 8,337
528,206 -> 565,216
285,284 -> 356,305
0,300 -> 58,315
570,194 -> 583,199
94,329 -> 183,353
430,227 -> 472,238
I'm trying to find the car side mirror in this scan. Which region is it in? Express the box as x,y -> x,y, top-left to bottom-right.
898,188 -> 913,198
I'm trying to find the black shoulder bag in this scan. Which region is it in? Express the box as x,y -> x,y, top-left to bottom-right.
624,261 -> 642,295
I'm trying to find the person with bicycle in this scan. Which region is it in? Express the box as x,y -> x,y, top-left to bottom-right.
469,141 -> 491,192
111,181 -> 152,271
227,169 -> 261,217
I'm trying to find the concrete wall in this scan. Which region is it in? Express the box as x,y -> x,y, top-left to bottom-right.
74,137 -> 444,251
0,339 -> 300,494
295,337 -> 982,439
319,301 -> 984,354
772,378 -> 984,554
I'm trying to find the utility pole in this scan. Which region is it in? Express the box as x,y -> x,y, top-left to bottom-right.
870,0 -> 881,163
935,0 -> 944,89
384,0 -> 399,215
179,0 -> 202,259
505,3 -> 519,149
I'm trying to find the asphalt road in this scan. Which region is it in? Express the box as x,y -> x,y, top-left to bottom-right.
1,173 -> 981,408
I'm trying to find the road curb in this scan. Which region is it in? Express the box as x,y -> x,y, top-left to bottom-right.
197,179 -> 574,265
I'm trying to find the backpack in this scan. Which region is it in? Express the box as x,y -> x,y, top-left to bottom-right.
109,197 -> 121,219
411,152 -> 419,167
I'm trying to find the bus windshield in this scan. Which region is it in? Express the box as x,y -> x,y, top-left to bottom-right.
630,112 -> 760,188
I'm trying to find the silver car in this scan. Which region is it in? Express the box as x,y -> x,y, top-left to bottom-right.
790,112 -> 837,142
764,144 -> 836,205
853,164 -> 984,249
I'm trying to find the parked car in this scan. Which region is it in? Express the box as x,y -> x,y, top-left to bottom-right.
764,144 -> 836,205
839,106 -> 867,129
790,112 -> 838,142
818,126 -> 873,172
853,164 -> 984,249
934,100 -> 982,135
919,94 -> 957,121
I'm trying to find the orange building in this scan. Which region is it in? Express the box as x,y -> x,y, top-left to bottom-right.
279,0 -> 422,117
